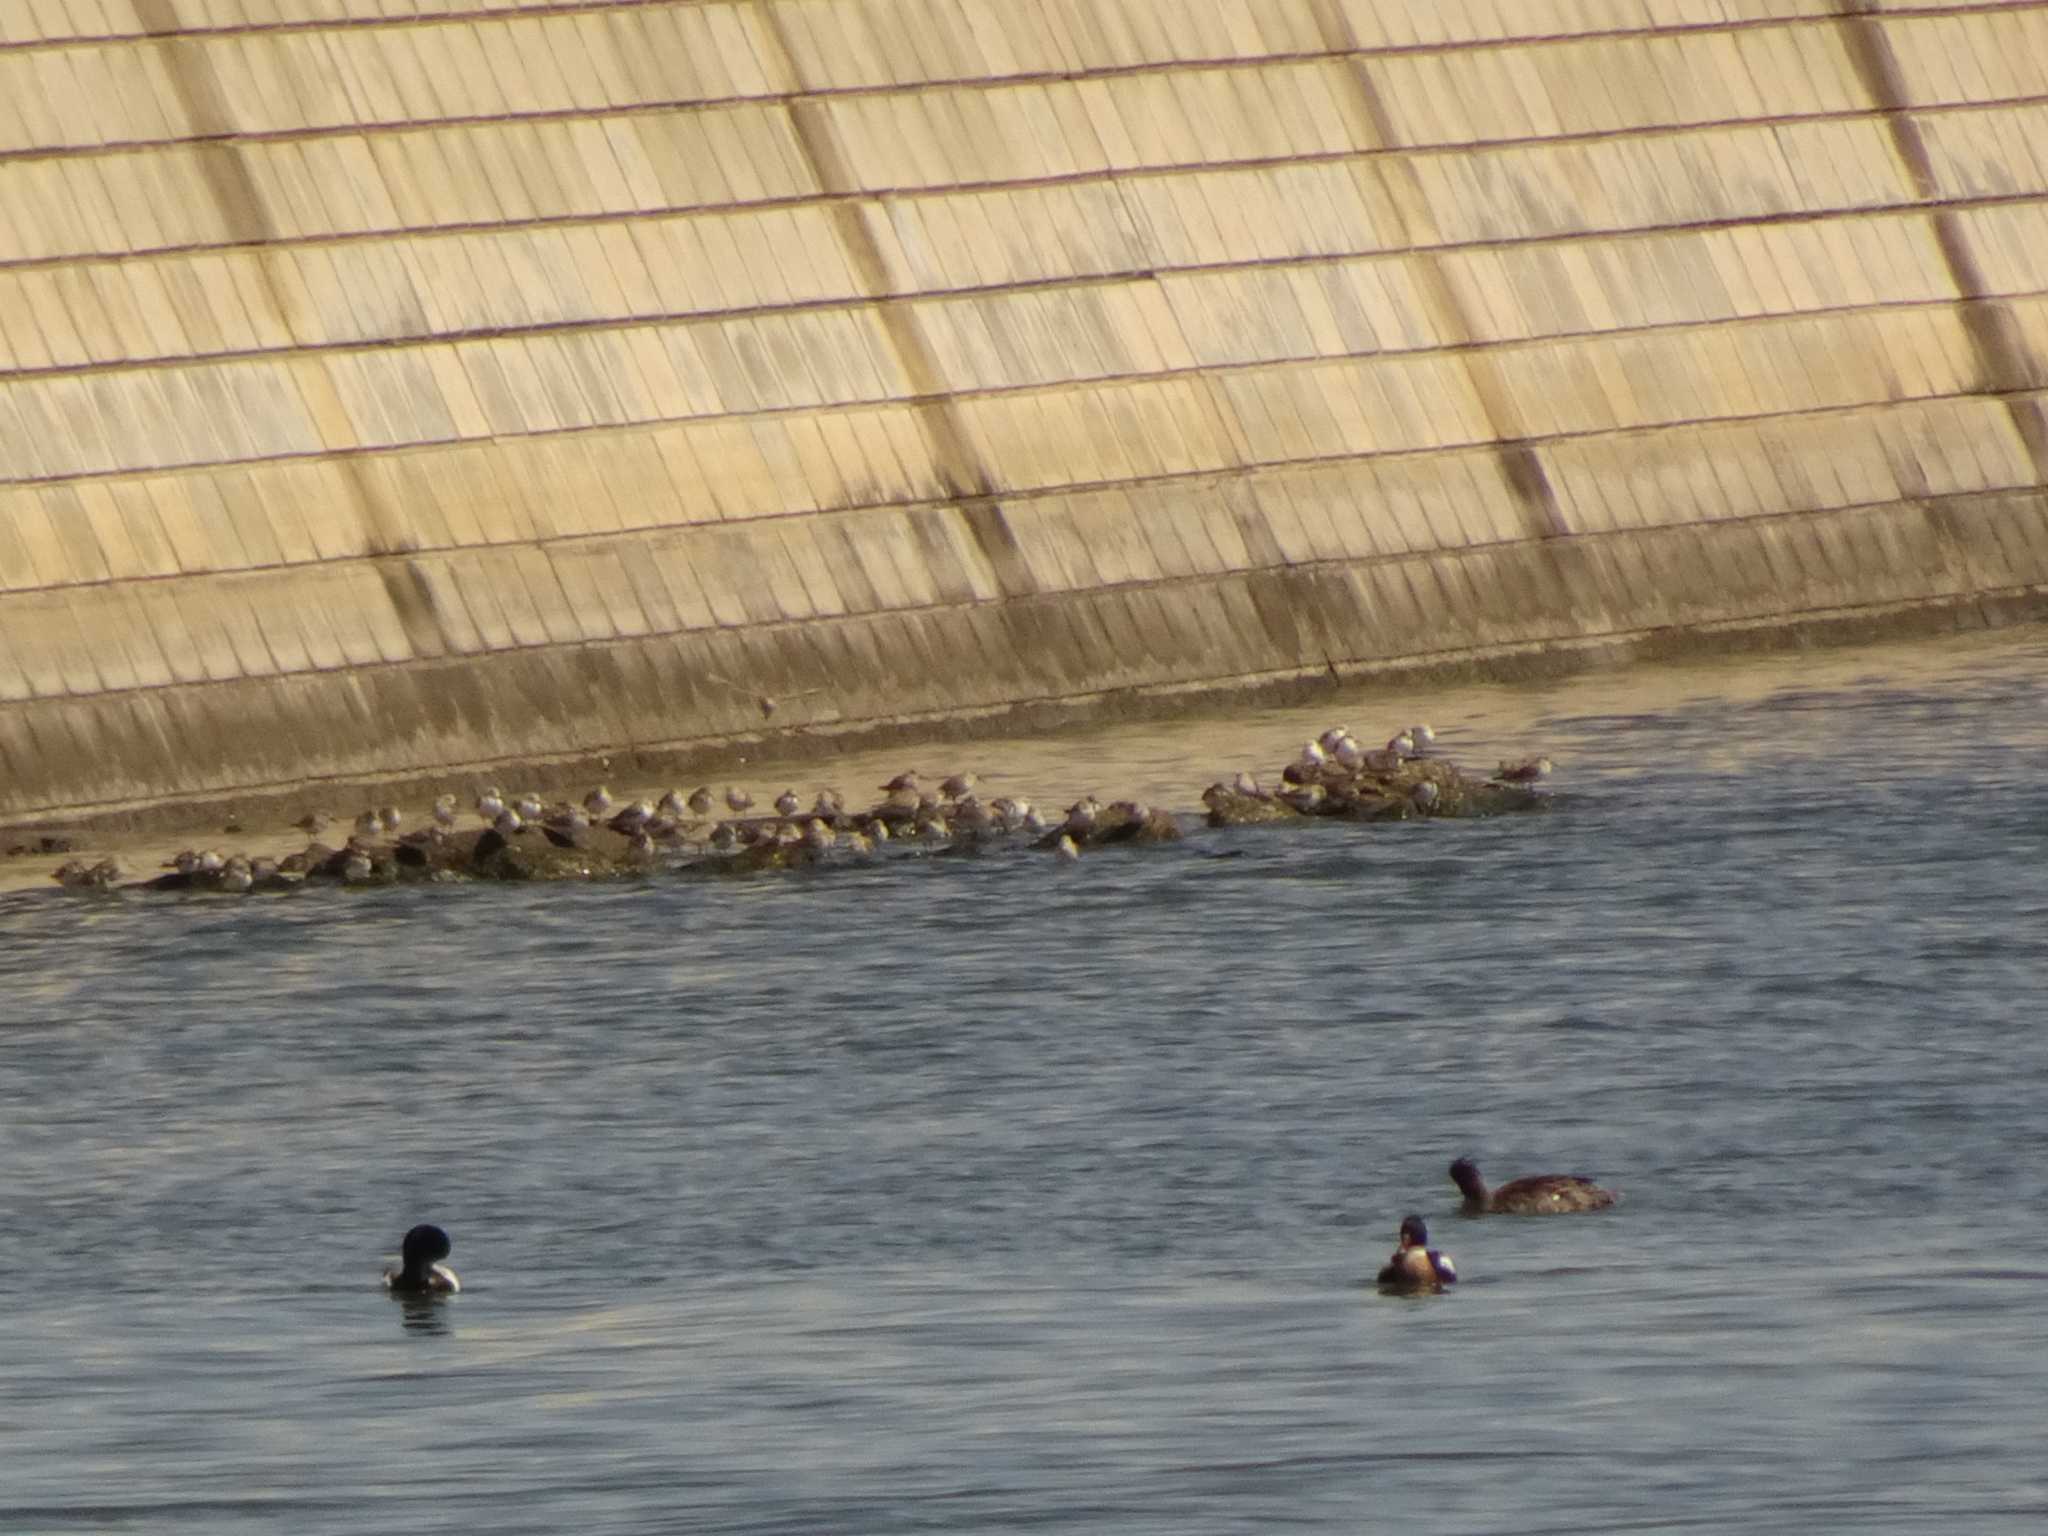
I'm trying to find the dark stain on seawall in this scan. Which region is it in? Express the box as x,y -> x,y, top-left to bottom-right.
1304,0 -> 1573,544
1830,0 -> 2048,480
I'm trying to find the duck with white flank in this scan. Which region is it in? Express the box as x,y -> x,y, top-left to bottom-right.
1377,1215 -> 1457,1293
384,1223 -> 460,1295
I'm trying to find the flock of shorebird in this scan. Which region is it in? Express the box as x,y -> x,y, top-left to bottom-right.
42,723 -> 1558,892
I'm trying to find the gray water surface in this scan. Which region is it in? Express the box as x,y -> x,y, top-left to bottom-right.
5,633 -> 2047,1533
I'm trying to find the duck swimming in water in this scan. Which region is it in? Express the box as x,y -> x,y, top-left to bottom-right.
1377,1214 -> 1456,1292
1449,1157 -> 1617,1214
384,1223 -> 460,1295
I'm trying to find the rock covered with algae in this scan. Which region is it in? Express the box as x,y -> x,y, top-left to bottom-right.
1203,727 -> 1551,827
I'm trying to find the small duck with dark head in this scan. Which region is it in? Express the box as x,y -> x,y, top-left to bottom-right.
384,1223 -> 461,1295
1450,1156 -> 1617,1215
1377,1214 -> 1457,1292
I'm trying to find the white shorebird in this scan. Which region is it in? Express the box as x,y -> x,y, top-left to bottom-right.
1231,770 -> 1263,798
1410,724 -> 1438,753
476,787 -> 506,822
1318,726 -> 1350,753
881,770 -> 919,794
940,772 -> 977,800
493,808 -> 523,836
1298,739 -> 1328,771
378,805 -> 402,834
1063,797 -> 1099,836
514,793 -> 543,821
687,786 -> 714,816
657,789 -> 688,819
433,794 -> 458,829
1411,780 -> 1440,811
221,857 -> 254,894
611,800 -> 655,833
1332,734 -> 1365,770
1387,731 -> 1417,758
725,786 -> 753,814
774,789 -> 800,817
584,786 -> 613,817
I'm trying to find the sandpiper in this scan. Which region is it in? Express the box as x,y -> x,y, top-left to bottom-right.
1495,756 -> 1554,783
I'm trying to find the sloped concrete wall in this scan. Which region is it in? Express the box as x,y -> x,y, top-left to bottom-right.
5,0 -> 2048,820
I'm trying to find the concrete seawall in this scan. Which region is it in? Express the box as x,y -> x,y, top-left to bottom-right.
5,0 -> 2048,823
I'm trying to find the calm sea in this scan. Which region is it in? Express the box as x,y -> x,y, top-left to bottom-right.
4,629 -> 2046,1534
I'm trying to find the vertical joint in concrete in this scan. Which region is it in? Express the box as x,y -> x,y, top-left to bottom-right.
1305,0 -> 1569,542
754,3 -> 1020,588
1832,0 -> 2048,476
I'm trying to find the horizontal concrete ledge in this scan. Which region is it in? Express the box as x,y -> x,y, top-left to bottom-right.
8,578 -> 2045,842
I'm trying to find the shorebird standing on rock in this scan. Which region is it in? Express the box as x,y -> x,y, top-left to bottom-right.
687,786 -> 714,816
610,800 -> 655,834
476,787 -> 506,823
1494,756 -> 1554,783
657,789 -> 688,820
940,772 -> 977,801
584,786 -> 614,817
433,794 -> 459,829
724,786 -> 753,814
774,789 -> 801,817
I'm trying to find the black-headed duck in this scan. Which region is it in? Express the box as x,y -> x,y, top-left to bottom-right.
1377,1214 -> 1457,1292
385,1223 -> 461,1295
1450,1157 -> 1617,1215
